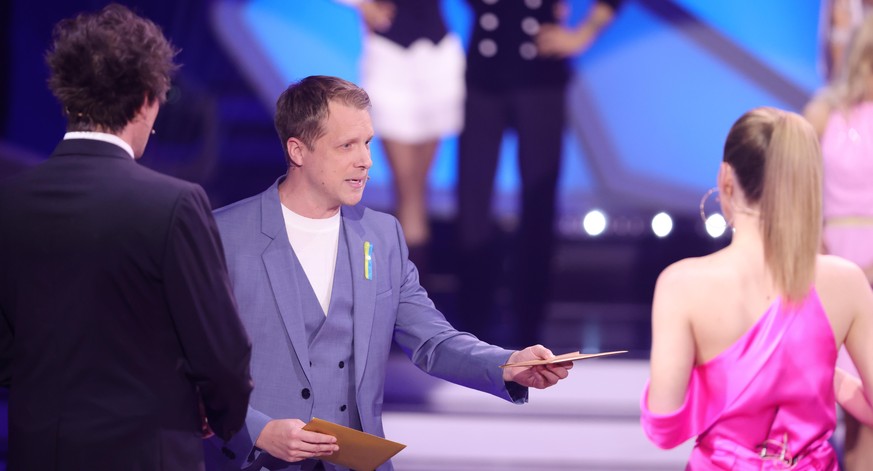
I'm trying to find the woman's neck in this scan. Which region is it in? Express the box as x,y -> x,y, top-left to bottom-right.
728,212 -> 764,253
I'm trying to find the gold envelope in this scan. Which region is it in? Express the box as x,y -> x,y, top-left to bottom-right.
302,418 -> 406,471
499,350 -> 628,368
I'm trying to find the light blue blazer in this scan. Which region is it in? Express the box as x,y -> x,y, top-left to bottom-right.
206,178 -> 526,470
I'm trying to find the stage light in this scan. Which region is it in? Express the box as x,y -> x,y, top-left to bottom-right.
582,210 -> 607,236
651,212 -> 673,238
705,214 -> 727,238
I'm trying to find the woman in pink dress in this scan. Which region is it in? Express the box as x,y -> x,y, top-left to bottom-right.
640,107 -> 873,469
806,13 -> 873,469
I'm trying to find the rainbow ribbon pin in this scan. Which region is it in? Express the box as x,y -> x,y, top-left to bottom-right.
364,241 -> 373,280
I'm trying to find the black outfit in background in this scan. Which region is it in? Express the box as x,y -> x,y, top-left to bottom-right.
0,139 -> 253,470
373,0 -> 447,47
457,0 -> 619,346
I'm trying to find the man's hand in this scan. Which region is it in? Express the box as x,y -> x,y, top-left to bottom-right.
200,412 -> 214,439
198,397 -> 214,439
255,419 -> 339,463
502,345 -> 573,389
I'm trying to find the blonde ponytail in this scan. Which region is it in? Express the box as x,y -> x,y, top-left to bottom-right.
760,112 -> 822,302
723,107 -> 822,303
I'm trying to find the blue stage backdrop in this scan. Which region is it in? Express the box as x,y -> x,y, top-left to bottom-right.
209,0 -> 821,218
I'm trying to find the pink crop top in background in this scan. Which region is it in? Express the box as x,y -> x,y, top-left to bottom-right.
821,102 -> 873,269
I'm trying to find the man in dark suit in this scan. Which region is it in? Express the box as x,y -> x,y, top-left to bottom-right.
0,5 -> 253,470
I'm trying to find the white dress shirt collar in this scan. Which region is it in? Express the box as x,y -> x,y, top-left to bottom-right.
64,131 -> 135,159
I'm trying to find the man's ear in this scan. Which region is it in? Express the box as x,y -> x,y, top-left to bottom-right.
286,137 -> 305,167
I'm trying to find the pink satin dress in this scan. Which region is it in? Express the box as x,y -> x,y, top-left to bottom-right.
640,289 -> 839,470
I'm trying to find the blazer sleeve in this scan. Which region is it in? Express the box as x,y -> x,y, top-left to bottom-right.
389,218 -> 527,404
162,185 -> 253,441
207,405 -> 273,470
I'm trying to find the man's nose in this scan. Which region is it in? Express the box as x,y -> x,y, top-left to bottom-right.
358,148 -> 372,169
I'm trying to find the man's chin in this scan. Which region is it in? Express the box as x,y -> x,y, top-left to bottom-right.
343,196 -> 364,207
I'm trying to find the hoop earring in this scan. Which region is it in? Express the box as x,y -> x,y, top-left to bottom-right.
699,187 -> 720,226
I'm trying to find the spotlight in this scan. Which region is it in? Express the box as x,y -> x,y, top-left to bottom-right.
583,210 -> 607,236
705,214 -> 727,238
651,212 -> 673,238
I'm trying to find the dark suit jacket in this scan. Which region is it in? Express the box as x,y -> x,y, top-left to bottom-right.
0,139 -> 253,470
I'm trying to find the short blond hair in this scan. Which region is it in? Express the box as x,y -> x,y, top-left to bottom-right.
273,76 -> 371,166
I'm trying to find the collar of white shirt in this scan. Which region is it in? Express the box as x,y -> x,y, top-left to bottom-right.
64,131 -> 135,159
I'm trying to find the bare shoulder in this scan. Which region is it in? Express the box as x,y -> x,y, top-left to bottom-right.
653,255 -> 718,307
656,254 -> 719,290
815,255 -> 873,346
816,254 -> 870,298
818,254 -> 867,280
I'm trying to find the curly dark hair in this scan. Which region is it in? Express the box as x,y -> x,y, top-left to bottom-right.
45,3 -> 179,133
274,75 -> 371,166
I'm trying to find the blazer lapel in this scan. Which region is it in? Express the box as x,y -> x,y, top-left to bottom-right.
342,206 -> 376,391
260,183 -> 311,383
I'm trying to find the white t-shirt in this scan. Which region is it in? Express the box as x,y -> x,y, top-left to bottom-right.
281,206 -> 341,315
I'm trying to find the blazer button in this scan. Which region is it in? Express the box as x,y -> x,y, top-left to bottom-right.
222,446 -> 236,459
301,388 -> 311,399
340,404 -> 347,412
338,361 -> 345,369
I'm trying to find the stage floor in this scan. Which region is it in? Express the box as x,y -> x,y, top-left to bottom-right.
382,354 -> 692,470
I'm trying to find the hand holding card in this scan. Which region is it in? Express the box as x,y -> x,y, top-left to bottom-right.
302,418 -> 405,471
500,350 -> 627,368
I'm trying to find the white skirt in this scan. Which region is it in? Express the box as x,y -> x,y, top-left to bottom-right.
361,33 -> 465,144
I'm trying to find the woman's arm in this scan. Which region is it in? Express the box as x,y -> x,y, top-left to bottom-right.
835,367 -> 873,426
647,263 -> 697,414
841,261 -> 873,425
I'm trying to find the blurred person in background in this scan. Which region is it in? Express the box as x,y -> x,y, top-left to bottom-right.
456,0 -> 621,346
819,0 -> 873,81
806,12 -> 873,470
336,0 -> 465,278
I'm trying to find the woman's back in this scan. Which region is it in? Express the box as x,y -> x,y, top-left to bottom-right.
683,244 -> 782,365
643,249 -> 870,468
687,249 -> 856,365
690,286 -> 836,468
643,106 -> 873,469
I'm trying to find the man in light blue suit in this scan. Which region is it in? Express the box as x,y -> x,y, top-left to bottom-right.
206,76 -> 572,470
